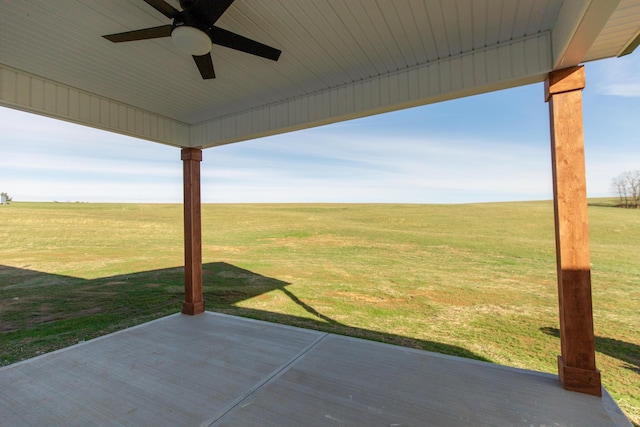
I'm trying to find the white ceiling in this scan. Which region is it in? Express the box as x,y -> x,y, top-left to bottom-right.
1,0 -> 639,148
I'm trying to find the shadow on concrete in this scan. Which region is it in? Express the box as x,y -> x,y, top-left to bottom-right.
540,326 -> 640,374
1,262 -> 490,366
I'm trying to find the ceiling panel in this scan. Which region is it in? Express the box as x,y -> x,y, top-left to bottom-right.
584,0 -> 640,60
1,0 -> 638,148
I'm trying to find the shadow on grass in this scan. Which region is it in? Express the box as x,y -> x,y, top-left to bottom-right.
586,198 -> 625,208
540,327 -> 640,374
0,262 -> 490,366
587,200 -> 640,209
587,202 -> 619,208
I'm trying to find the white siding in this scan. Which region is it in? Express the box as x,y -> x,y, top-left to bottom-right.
551,0 -> 621,68
191,33 -> 552,148
0,65 -> 189,147
585,0 -> 640,60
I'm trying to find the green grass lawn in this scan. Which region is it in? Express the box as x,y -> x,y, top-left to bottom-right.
1,201 -> 638,424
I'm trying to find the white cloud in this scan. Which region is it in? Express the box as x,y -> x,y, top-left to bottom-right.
1,55 -> 637,204
591,53 -> 640,97
199,131 -> 552,203
5,177 -> 182,203
3,150 -> 180,178
599,83 -> 640,97
1,107 -> 183,202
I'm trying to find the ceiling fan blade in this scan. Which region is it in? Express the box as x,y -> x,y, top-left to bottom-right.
193,54 -> 216,79
143,0 -> 180,19
103,25 -> 173,43
210,27 -> 281,61
192,0 -> 235,25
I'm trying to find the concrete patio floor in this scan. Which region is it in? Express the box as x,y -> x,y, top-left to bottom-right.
0,312 -> 631,426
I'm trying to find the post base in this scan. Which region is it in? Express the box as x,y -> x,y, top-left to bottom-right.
182,300 -> 205,315
558,356 -> 602,396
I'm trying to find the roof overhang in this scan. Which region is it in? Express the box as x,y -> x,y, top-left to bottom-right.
1,0 -> 639,149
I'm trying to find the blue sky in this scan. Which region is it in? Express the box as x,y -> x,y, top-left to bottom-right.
1,53 -> 639,204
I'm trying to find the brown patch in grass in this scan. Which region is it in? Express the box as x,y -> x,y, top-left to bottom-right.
144,283 -> 162,288
326,290 -> 405,305
407,289 -> 474,307
215,270 -> 272,286
209,290 -> 248,301
262,235 -> 419,251
0,294 -> 47,316
0,301 -> 104,331
203,245 -> 247,253
36,306 -> 103,325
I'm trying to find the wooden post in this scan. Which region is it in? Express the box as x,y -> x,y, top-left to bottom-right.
545,66 -> 601,396
181,147 -> 204,315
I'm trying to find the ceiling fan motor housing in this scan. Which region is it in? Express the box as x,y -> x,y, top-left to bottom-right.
102,0 -> 281,79
172,11 -> 212,56
171,25 -> 212,56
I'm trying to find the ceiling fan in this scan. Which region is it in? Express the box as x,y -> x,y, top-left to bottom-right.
103,0 -> 281,79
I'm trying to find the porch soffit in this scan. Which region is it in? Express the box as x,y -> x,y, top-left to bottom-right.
0,0 -> 638,148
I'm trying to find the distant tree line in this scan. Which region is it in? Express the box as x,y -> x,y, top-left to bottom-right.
0,192 -> 11,204
611,171 -> 640,208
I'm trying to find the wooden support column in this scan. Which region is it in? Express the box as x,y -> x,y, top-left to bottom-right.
181,147 -> 204,315
545,66 -> 601,396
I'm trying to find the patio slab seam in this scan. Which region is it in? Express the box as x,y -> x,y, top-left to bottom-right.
203,328 -> 330,426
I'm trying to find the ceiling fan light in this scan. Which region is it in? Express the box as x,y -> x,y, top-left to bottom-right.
171,26 -> 212,56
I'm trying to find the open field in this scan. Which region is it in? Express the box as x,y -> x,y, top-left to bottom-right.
1,201 -> 638,423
